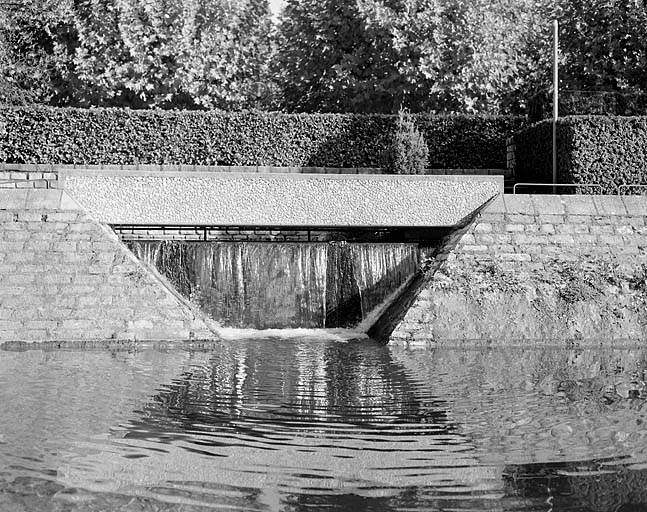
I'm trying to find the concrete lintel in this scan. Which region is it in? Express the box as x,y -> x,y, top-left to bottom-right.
61,171 -> 503,227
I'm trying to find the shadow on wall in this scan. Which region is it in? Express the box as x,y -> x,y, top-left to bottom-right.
305,115 -> 393,169
367,200 -> 497,343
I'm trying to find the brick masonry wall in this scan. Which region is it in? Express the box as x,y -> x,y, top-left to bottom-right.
0,190 -> 218,343
388,194 -> 647,345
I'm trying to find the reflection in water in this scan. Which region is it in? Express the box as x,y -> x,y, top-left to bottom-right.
129,241 -> 421,328
2,342 -> 647,511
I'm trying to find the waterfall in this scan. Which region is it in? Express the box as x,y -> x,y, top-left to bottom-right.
129,241 -> 420,330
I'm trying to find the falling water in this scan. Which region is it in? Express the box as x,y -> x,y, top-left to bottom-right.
129,241 -> 421,329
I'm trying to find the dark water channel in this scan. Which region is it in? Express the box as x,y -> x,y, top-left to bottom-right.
2,339 -> 647,511
128,242 -> 422,329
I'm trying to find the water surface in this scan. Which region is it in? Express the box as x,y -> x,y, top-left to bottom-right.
2,339 -> 647,511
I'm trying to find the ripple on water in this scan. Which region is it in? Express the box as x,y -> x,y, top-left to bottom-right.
1,339 -> 647,511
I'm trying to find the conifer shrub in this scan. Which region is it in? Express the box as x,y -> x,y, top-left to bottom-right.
384,109 -> 429,174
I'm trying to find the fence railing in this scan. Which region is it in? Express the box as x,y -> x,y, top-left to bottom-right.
512,183 -> 604,194
513,182 -> 647,195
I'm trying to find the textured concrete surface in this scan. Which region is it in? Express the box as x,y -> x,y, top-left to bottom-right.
60,170 -> 503,227
387,194 -> 647,346
0,189 -> 218,343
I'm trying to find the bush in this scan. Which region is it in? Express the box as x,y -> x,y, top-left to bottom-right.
384,109 -> 429,174
0,106 -> 525,169
514,115 -> 647,193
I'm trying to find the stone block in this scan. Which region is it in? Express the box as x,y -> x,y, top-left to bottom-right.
505,224 -> 525,232
593,196 -> 627,216
562,195 -> 597,215
531,195 -> 565,214
537,214 -> 565,224
513,234 -> 548,245
0,241 -> 24,251
506,213 -> 536,224
24,241 -> 51,252
500,253 -> 531,261
6,252 -> 34,262
504,194 -> 536,215
616,225 -> 636,235
17,211 -> 46,222
474,223 -> 493,233
550,234 -> 575,245
462,245 -> 488,252
52,241 -> 77,252
622,195 -> 647,216
474,233 -> 496,244
590,225 -> 615,234
598,234 -> 625,245
47,212 -> 79,223
573,234 -> 598,245
483,195 -> 505,214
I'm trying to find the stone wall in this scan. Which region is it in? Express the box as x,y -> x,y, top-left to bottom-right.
0,189 -> 218,343
389,194 -> 647,345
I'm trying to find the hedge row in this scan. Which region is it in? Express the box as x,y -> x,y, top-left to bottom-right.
0,107 -> 525,169
514,115 -> 647,193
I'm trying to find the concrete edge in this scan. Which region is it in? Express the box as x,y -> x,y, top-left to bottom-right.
500,194 -> 647,216
0,189 -> 84,210
59,168 -> 505,185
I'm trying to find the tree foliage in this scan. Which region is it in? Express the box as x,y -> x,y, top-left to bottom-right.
0,0 -> 76,105
273,0 -> 555,114
4,0 -> 647,114
71,0 -> 274,109
557,0 -> 647,93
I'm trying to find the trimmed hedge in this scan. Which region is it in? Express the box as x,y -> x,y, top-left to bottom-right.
0,106 -> 525,169
514,115 -> 647,193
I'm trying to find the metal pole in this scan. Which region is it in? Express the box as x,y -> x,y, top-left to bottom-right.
553,19 -> 559,193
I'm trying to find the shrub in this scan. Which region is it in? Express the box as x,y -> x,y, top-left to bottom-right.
384,109 -> 429,174
0,106 -> 525,169
513,115 -> 647,194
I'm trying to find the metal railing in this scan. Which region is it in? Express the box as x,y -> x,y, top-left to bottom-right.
513,182 -> 647,195
512,182 -> 604,194
617,184 -> 647,195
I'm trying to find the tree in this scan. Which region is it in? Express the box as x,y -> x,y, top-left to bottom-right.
70,0 -> 273,109
557,0 -> 647,93
0,0 -> 76,105
273,0 -> 554,114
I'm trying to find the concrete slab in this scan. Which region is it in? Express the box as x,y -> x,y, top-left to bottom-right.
60,171 -> 503,228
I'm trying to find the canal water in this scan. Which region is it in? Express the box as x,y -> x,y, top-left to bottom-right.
2,338 -> 647,511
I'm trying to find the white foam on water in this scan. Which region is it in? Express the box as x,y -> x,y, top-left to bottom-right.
216,327 -> 369,343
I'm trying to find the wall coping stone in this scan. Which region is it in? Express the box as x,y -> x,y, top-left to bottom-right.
0,189 -> 80,210
496,194 -> 647,216
2,162 -> 508,175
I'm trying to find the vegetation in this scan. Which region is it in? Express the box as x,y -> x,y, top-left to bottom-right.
2,0 -> 647,115
0,106 -> 522,168
514,116 -> 647,192
384,109 -> 428,174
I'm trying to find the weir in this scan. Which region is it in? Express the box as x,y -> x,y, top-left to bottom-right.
0,173 -> 508,343
129,241 -> 424,329
59,170 -> 502,335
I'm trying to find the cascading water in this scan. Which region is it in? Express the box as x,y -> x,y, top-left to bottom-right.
128,241 -> 421,329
